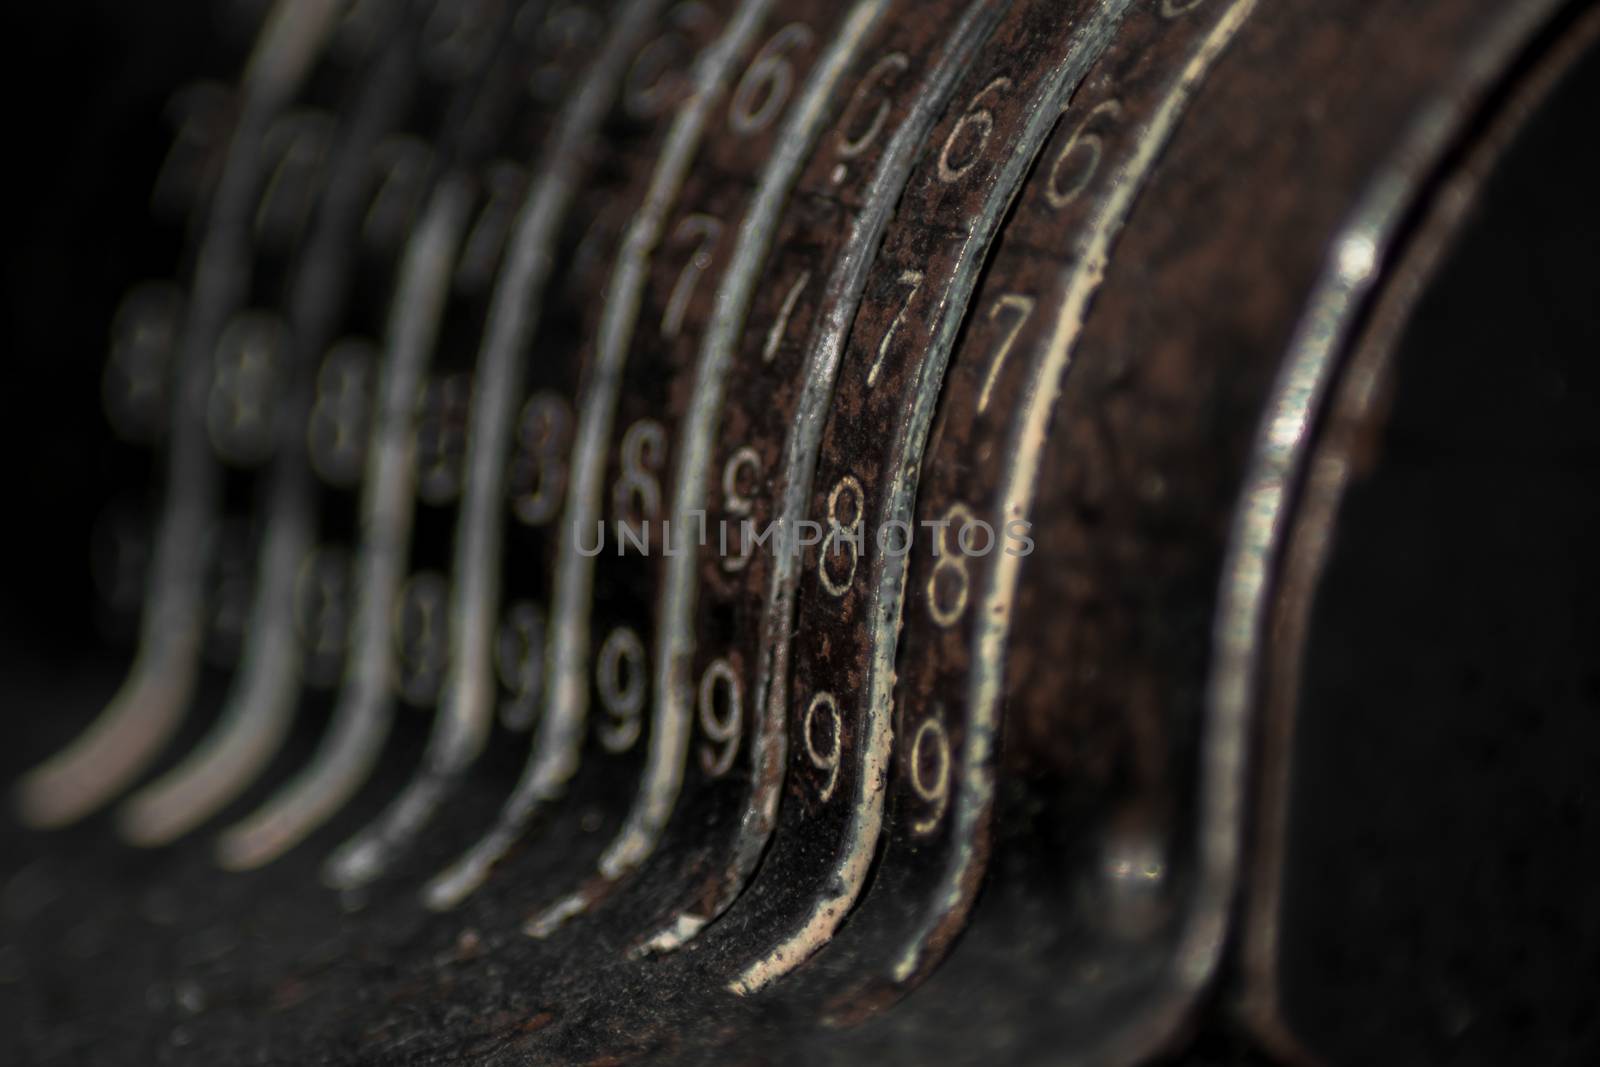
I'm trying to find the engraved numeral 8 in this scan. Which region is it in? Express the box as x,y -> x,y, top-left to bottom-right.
103,283 -> 183,443
294,546 -> 351,688
208,312 -> 285,465
395,571 -> 449,706
415,373 -> 472,505
927,502 -> 976,627
613,418 -> 668,538
819,475 -> 865,597
308,340 -> 376,488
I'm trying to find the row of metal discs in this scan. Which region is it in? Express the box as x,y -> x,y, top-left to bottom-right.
13,0 -> 1587,1062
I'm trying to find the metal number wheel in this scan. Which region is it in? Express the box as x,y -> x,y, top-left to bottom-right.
1,1 -> 1597,1064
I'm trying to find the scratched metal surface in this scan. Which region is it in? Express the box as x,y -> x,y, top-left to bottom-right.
1,0 -> 1597,1064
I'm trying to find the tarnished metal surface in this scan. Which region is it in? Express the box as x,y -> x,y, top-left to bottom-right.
1,0 -> 1596,1063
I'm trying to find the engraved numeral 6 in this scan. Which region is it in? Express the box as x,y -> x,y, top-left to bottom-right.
623,1 -> 714,119
729,23 -> 816,136
833,52 -> 910,162
937,75 -> 1012,184
1045,99 -> 1122,210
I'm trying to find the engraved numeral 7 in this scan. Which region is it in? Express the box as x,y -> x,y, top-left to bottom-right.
661,213 -> 724,339
867,268 -> 923,388
976,293 -> 1035,414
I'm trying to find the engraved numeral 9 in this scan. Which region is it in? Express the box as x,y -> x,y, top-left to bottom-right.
496,601 -> 545,731
206,521 -> 255,663
804,691 -> 842,803
597,626 -> 647,752
91,506 -> 152,615
510,392 -> 573,526
908,712 -> 951,834
698,658 -> 743,777
721,445 -> 761,573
